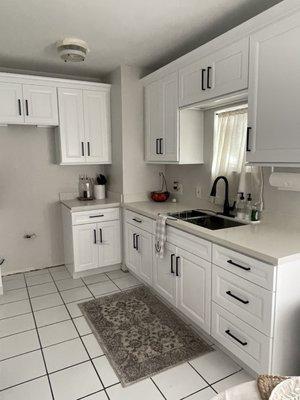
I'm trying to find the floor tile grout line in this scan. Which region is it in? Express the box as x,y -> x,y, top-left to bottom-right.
77,388 -> 109,400
0,373 -> 48,393
51,274 -> 112,400
179,384 -> 211,400
209,368 -> 244,387
0,346 -> 42,363
24,279 -> 56,400
187,361 -> 218,394
0,310 -> 33,322
150,377 -> 167,399
0,327 -> 37,340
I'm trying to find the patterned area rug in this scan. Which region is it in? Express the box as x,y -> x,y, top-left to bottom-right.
79,286 -> 212,386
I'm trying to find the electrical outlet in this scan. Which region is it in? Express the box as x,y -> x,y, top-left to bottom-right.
172,178 -> 183,194
195,185 -> 202,198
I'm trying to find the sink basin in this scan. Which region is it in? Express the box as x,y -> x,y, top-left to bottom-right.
168,210 -> 246,230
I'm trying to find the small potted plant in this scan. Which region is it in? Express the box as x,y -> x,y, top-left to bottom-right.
94,174 -> 107,199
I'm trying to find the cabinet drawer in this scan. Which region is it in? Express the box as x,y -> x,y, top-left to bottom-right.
124,210 -> 155,234
72,208 -> 120,225
212,302 -> 272,374
212,265 -> 274,336
167,226 -> 211,262
212,244 -> 275,290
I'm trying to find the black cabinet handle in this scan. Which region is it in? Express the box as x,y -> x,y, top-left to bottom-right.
227,259 -> 251,271
133,233 -> 136,249
87,142 -> 90,156
156,139 -> 159,155
0,258 -> 5,265
225,330 -> 248,346
136,235 -> 139,251
89,214 -> 104,218
25,99 -> 29,116
246,127 -> 251,152
201,69 -> 206,91
175,256 -> 180,277
18,99 -> 22,116
159,138 -> 163,154
207,66 -> 212,89
81,142 -> 85,156
99,228 -> 103,243
226,290 -> 249,305
132,218 -> 142,223
171,253 -> 175,274
93,229 -> 97,244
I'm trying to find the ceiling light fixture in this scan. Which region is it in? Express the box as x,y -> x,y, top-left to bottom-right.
56,37 -> 89,62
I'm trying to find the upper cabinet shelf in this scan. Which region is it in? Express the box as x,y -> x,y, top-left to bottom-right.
0,73 -> 111,165
178,38 -> 249,108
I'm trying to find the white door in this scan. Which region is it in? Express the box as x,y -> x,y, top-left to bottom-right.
83,90 -> 111,164
136,229 -> 153,285
176,249 -> 211,333
97,220 -> 121,267
23,84 -> 58,126
124,223 -> 140,274
247,12 -> 300,163
57,88 -> 85,164
179,38 -> 248,106
153,243 -> 176,305
0,82 -> 24,124
73,223 -> 99,272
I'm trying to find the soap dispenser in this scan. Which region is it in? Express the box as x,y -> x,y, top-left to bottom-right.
245,193 -> 252,221
236,192 -> 246,220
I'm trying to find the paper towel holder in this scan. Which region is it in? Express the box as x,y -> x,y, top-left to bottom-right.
269,172 -> 300,191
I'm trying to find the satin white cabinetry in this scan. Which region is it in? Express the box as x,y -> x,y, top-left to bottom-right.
62,205 -> 121,278
144,73 -> 204,164
0,79 -> 58,126
57,86 -> 111,165
178,38 -> 249,107
247,11 -> 300,164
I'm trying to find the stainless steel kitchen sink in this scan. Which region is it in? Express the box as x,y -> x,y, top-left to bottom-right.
168,210 -> 246,230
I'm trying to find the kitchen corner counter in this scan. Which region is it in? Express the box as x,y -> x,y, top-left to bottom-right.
61,198 -> 120,212
124,201 -> 300,266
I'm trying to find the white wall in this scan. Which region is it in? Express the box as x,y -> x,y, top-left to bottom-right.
0,126 -> 103,274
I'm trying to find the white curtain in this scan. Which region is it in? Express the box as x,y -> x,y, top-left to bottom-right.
212,108 -> 263,206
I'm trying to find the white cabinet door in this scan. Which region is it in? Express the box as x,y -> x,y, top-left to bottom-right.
136,229 -> 153,285
23,84 -> 58,126
83,90 -> 111,164
145,73 -> 179,162
176,249 -> 211,333
247,12 -> 300,163
179,38 -> 248,106
125,223 -> 140,274
73,223 -> 99,272
153,243 -> 176,305
97,220 -> 121,267
0,82 -> 23,124
57,88 -> 85,164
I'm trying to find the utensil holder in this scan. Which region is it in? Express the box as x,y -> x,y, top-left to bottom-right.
94,185 -> 105,200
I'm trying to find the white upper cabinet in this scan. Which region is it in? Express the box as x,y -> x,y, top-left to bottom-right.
179,38 -> 249,107
57,88 -> 85,164
57,87 -> 111,165
0,82 -> 23,124
22,84 -> 58,126
247,12 -> 300,164
83,90 -> 111,164
144,72 -> 204,164
0,81 -> 58,125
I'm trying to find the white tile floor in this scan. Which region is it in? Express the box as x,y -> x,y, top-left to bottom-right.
0,267 -> 253,400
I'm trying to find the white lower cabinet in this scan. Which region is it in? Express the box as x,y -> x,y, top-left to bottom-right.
62,206 -> 121,276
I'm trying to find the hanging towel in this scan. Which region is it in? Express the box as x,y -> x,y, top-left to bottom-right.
155,214 -> 168,258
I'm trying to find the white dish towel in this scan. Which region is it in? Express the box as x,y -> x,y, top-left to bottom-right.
155,214 -> 168,258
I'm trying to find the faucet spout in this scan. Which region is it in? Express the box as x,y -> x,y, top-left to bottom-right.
210,176 -> 235,217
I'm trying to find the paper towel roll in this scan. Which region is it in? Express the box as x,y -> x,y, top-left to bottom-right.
269,172 -> 300,191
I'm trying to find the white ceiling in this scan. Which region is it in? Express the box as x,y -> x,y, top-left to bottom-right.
0,0 -> 282,79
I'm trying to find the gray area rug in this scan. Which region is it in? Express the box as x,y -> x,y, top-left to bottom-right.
79,286 -> 212,386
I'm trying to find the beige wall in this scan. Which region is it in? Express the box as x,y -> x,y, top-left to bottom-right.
0,126 -> 103,274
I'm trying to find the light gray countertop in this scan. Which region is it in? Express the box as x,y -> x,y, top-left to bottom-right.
61,198 -> 120,212
124,201 -> 300,265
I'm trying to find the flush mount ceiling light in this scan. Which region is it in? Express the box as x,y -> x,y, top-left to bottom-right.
56,37 -> 89,62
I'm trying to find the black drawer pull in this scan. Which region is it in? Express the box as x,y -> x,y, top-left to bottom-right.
18,99 -> 22,116
246,127 -> 251,152
171,254 -> 175,274
175,256 -> 180,277
225,330 -> 247,346
81,142 -> 85,156
226,291 -> 249,305
227,259 -> 251,271
159,138 -> 163,154
201,68 -> 206,90
133,233 -> 136,249
132,218 -> 142,223
136,235 -> 139,251
89,214 -> 104,218
207,66 -> 212,89
87,141 -> 91,156
156,139 -> 159,155
93,229 -> 97,244
25,99 -> 29,116
99,228 -> 103,243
